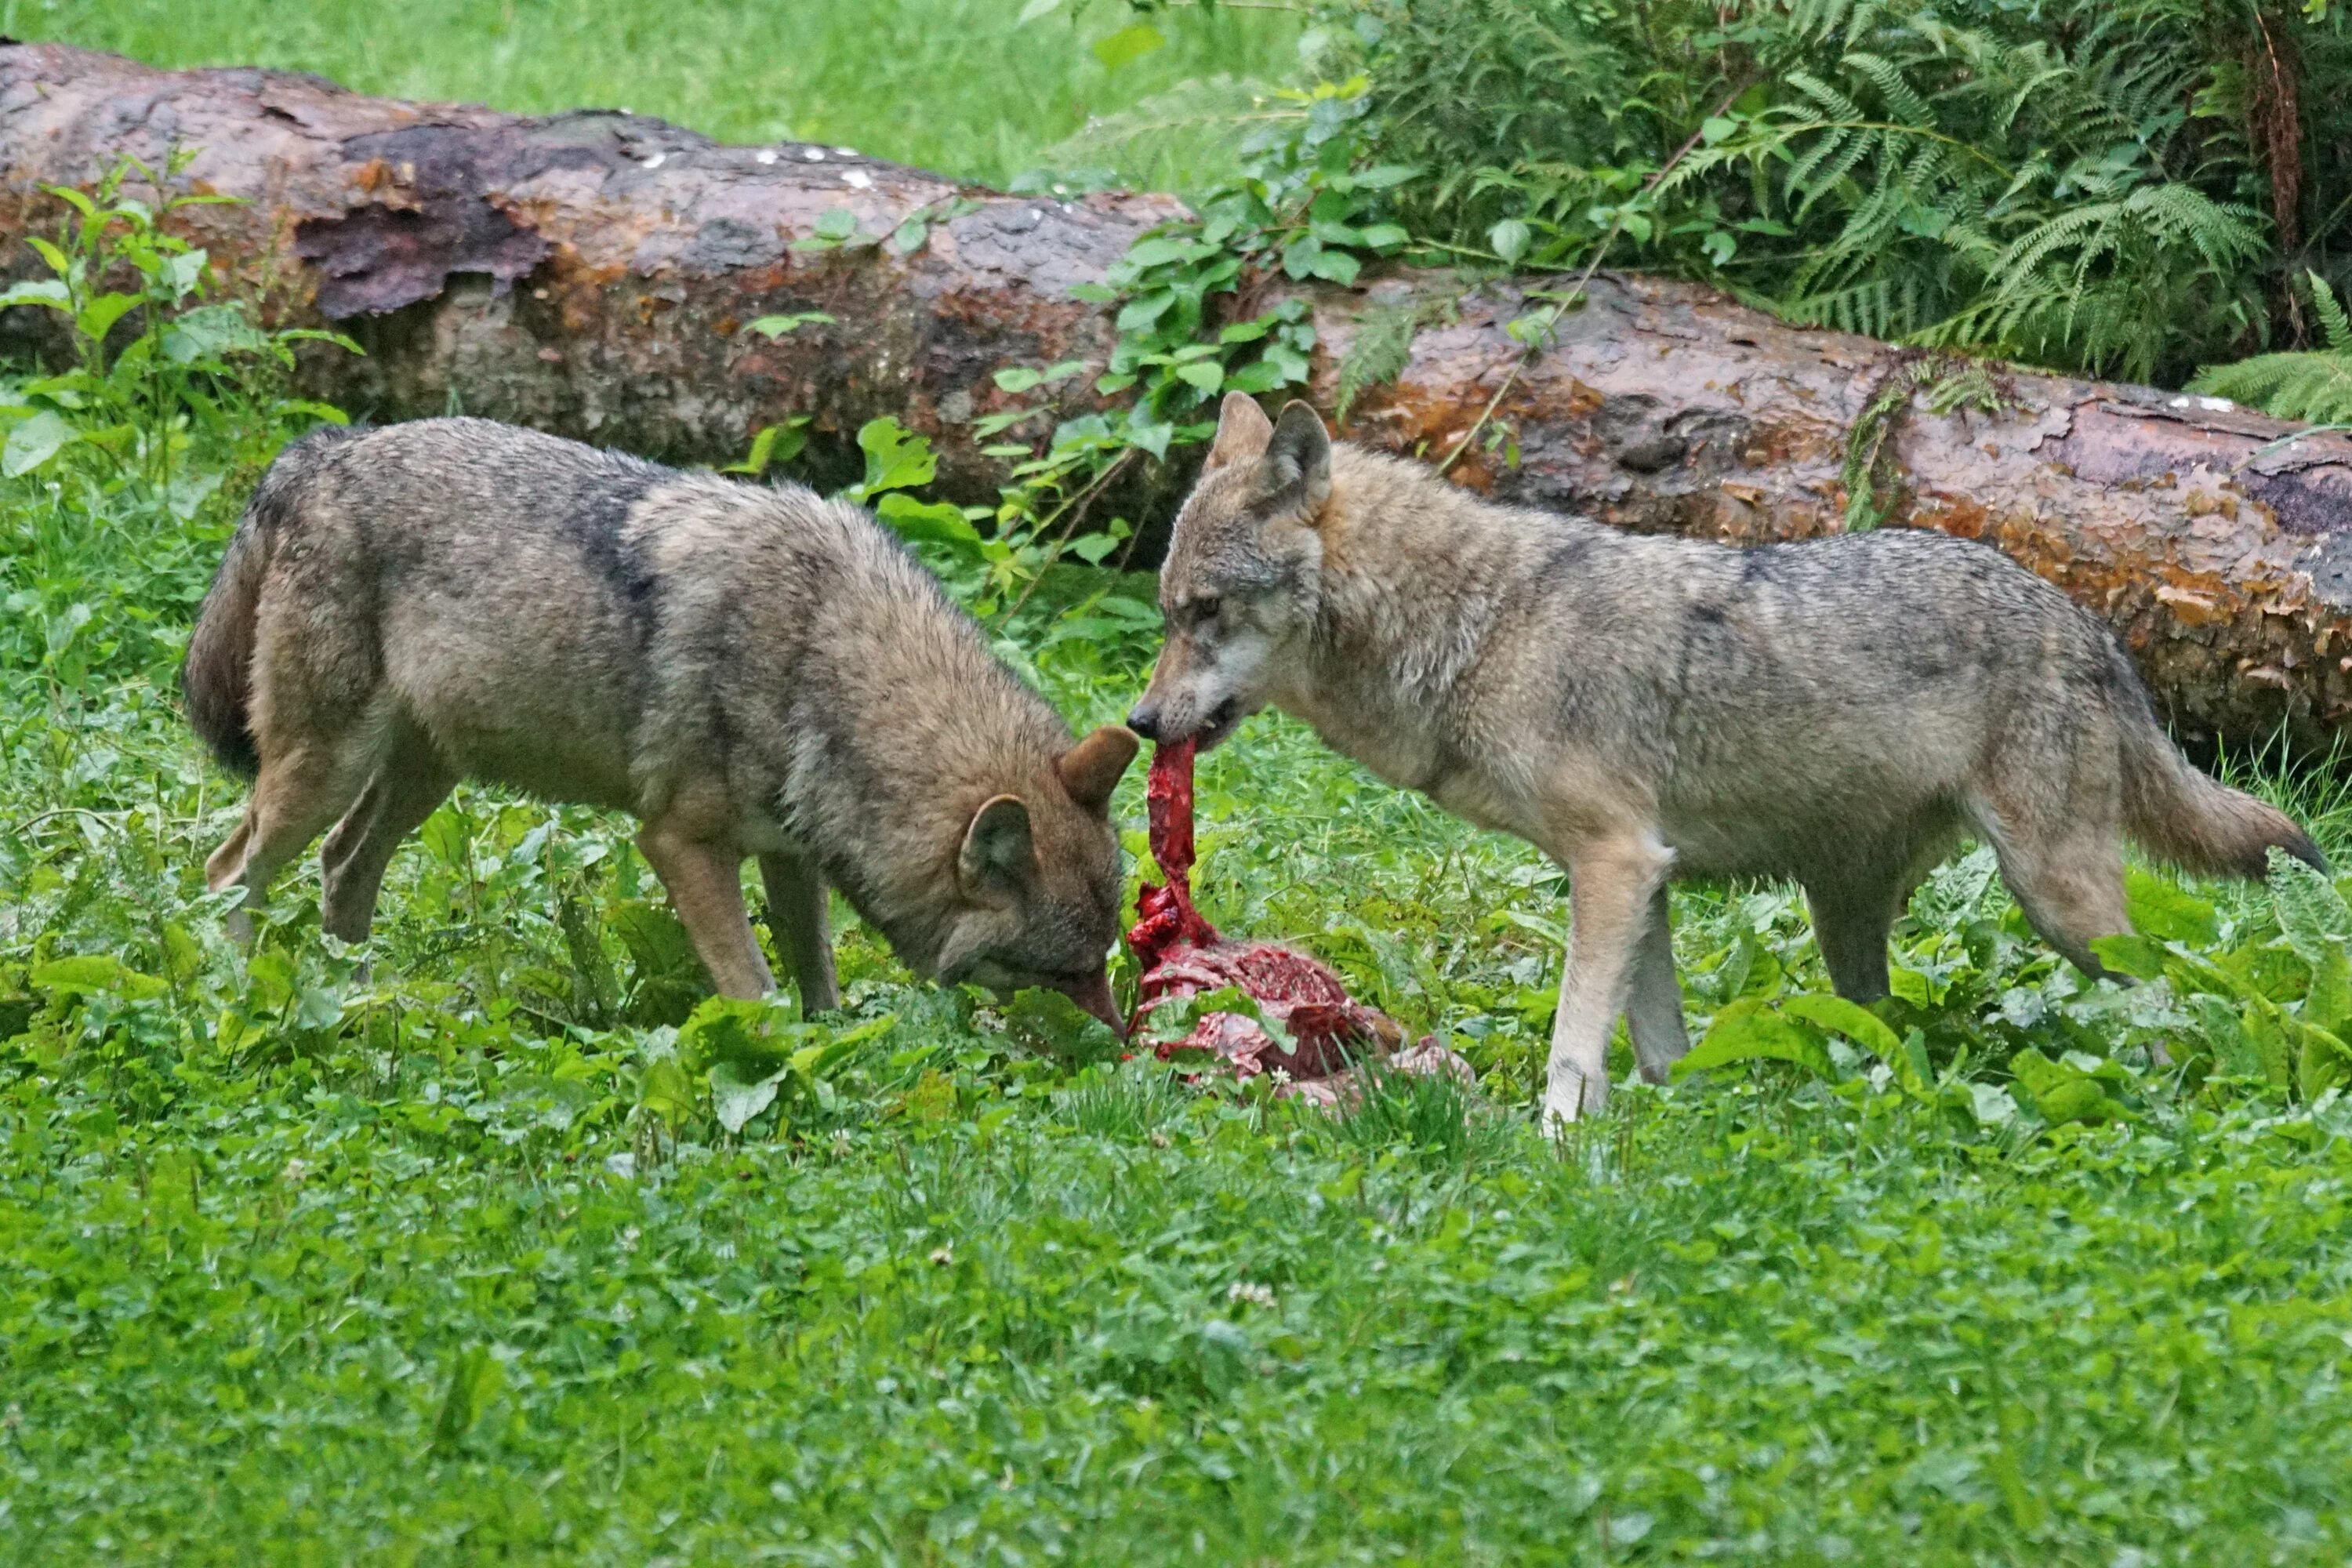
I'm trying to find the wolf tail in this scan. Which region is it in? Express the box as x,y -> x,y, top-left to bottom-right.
2112,652 -> 2324,878
181,426 -> 360,779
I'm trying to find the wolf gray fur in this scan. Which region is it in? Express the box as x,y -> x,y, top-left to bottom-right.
183,417 -> 1137,1024
1130,394 -> 2321,1128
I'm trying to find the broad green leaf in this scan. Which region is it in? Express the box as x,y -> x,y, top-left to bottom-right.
1784,993 -> 1925,1094
854,416 -> 938,497
1967,1082 -> 2019,1126
1122,238 -> 1196,270
1006,987 -> 1123,1064
31,953 -> 168,1000
743,311 -> 834,339
710,1057 -> 790,1134
74,291 -> 141,343
2088,933 -> 2168,981
877,492 -> 985,552
1091,22 -> 1165,72
430,1347 -> 504,1457
2124,869 -> 2217,946
3,409 -> 78,477
2307,940 -> 2352,1038
722,416 -> 811,476
1672,1002 -> 1838,1083
2299,1023 -> 2352,1101
0,278 -> 69,310
2009,1047 -> 2126,1124
2269,848 -> 2352,964
1489,218 -> 1532,264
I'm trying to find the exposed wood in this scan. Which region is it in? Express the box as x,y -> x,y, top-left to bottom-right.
9,42 -> 2352,753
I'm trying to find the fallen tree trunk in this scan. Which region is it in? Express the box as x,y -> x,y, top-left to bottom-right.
7,42 -> 2352,754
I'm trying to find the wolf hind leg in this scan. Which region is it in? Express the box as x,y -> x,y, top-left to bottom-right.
760,848 -> 838,1014
639,813 -> 775,999
1968,789 -> 2132,979
1622,886 -> 1688,1084
208,735 -> 376,942
320,721 -> 459,943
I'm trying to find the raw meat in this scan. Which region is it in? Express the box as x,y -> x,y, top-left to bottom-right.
1125,739 -> 1474,1102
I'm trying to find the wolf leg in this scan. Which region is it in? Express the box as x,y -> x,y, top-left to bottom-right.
759,849 -> 839,1014
1969,776 -> 2131,979
639,817 -> 775,999
1544,829 -> 1675,1130
1979,823 -> 2131,978
1623,886 -> 1689,1084
320,731 -> 459,944
209,740 -> 372,942
1804,879 -> 1902,1004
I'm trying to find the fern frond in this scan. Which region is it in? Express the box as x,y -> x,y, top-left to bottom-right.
2310,270 -> 2352,354
1335,300 -> 1433,425
2188,274 -> 2352,423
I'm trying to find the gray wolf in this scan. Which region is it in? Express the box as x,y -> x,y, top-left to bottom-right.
183,417 -> 1136,1024
1128,394 -> 2320,1127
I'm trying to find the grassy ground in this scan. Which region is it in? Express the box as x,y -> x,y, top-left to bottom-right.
0,0 -> 1301,191
5,407 -> 2352,1559
7,5 -> 2352,1563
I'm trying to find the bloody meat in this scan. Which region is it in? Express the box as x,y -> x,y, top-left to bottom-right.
1125,740 -> 1472,1099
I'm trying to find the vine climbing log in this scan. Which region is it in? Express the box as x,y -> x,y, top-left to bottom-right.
9,41 -> 2352,753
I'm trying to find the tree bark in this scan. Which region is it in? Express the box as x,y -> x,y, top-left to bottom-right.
7,41 -> 2352,753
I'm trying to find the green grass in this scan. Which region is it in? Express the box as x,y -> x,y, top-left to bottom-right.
8,456 -> 2352,1558
0,0 -> 1301,191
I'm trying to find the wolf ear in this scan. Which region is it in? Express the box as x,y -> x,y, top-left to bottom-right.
1057,724 -> 1139,815
959,793 -> 1034,896
1203,391 -> 1275,472
1262,400 -> 1333,517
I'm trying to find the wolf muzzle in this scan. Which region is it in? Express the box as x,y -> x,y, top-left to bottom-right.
1056,971 -> 1122,1032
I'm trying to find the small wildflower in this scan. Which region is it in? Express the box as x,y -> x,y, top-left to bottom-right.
280,1157 -> 309,1185
1226,1279 -> 1277,1311
929,1246 -> 954,1267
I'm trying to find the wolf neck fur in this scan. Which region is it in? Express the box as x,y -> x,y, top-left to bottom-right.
1286,447 -> 1552,787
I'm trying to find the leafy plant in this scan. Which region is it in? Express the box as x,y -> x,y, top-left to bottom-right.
1306,0 -> 2350,385
0,151 -> 355,498
2188,269 -> 2352,421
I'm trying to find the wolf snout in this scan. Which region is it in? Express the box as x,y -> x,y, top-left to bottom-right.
1055,970 -> 1123,1031
1124,702 -> 1164,743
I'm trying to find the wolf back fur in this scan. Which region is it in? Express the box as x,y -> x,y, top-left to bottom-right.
1132,395 -> 2321,1127
185,417 -> 1135,1018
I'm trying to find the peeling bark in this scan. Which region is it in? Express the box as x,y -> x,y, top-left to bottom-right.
9,42 -> 2352,753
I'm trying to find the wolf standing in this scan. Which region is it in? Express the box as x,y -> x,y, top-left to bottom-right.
1130,394 -> 2321,1128
183,417 -> 1136,1022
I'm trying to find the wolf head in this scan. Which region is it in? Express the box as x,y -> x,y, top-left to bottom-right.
1127,394 -> 1332,751
928,723 -> 1138,1025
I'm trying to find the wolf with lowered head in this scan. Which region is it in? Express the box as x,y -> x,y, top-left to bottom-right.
1129,394 -> 2321,1128
183,417 -> 1136,1024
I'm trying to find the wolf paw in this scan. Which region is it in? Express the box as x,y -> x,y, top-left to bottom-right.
1541,1062 -> 1611,1136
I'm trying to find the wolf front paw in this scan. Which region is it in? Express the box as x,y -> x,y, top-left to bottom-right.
1540,1065 -> 1607,1135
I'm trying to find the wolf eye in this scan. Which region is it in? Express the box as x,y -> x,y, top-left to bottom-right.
1188,596 -> 1221,627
